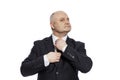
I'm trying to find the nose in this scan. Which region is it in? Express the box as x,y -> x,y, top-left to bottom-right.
65,19 -> 70,25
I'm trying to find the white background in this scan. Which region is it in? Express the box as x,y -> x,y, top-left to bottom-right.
0,0 -> 120,80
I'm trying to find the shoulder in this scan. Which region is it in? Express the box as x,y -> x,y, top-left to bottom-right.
69,37 -> 85,44
33,36 -> 50,45
68,37 -> 85,47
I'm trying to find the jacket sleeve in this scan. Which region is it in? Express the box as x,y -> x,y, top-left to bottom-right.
20,41 -> 46,77
63,42 -> 93,73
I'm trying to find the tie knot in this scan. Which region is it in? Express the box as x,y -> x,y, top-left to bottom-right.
55,38 -> 63,45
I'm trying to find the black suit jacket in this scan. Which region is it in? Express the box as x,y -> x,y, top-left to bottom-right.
20,36 -> 93,80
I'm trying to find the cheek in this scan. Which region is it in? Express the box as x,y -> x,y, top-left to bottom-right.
54,22 -> 65,30
59,25 -> 65,30
56,23 -> 63,28
59,23 -> 65,27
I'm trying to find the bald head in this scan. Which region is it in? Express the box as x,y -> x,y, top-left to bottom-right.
50,11 -> 68,23
49,10 -> 71,37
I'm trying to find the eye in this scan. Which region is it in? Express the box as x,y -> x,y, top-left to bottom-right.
67,18 -> 69,21
60,18 -> 65,22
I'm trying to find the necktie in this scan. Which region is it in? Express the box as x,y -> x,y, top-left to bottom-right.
54,39 -> 62,53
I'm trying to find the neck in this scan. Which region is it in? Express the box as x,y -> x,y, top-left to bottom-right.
53,32 -> 67,38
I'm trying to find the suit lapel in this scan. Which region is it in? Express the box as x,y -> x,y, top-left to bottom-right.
44,36 -> 75,52
66,37 -> 75,48
44,35 -> 55,53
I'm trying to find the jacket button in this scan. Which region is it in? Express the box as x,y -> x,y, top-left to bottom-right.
56,72 -> 59,75
72,56 -> 75,58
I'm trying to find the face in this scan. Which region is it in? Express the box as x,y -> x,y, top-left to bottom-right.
50,11 -> 71,34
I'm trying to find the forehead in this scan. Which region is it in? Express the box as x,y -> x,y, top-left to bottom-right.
52,11 -> 69,19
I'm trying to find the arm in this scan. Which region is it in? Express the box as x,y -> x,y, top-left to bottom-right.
20,41 -> 61,77
55,39 -> 93,73
20,41 -> 46,77
63,42 -> 93,73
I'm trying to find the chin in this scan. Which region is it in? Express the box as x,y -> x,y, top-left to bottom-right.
66,28 -> 71,32
65,26 -> 71,30
65,29 -> 71,33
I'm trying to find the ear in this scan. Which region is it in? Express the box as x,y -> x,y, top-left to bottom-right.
50,22 -> 54,29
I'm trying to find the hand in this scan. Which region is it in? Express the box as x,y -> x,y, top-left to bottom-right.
46,52 -> 61,63
55,39 -> 67,51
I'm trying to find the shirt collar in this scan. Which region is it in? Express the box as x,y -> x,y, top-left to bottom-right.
52,34 -> 67,45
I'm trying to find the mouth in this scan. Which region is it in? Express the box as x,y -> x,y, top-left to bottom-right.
66,26 -> 71,29
64,26 -> 71,30
65,25 -> 71,27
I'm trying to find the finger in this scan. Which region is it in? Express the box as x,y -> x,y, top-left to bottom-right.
57,54 -> 61,57
56,54 -> 60,58
56,59 -> 60,62
57,56 -> 60,59
56,52 -> 61,54
57,53 -> 61,56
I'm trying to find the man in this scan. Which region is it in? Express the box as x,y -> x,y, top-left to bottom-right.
20,11 -> 93,80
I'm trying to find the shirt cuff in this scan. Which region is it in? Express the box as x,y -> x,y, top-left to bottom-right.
43,55 -> 50,67
62,45 -> 68,52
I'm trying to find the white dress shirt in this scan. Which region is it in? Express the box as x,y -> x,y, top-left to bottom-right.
43,34 -> 68,67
